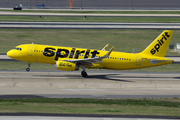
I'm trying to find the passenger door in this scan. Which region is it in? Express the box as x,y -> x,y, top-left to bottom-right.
27,45 -> 33,56
136,55 -> 141,66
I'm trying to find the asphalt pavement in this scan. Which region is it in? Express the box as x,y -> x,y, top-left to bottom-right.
0,71 -> 180,99
0,115 -> 179,120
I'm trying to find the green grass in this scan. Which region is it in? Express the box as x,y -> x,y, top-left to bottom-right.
1,16 -> 180,22
1,98 -> 179,107
0,98 -> 180,116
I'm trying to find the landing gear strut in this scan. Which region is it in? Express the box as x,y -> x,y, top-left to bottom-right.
26,62 -> 31,72
81,64 -> 88,78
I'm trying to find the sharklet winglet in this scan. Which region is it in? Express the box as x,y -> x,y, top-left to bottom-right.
102,44 -> 109,51
104,46 -> 115,57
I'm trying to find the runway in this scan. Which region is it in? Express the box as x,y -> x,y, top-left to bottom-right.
1,114 -> 179,120
0,114 -> 179,120
1,21 -> 180,29
0,71 -> 180,99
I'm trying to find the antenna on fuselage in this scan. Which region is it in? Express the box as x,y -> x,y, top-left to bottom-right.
133,48 -> 136,53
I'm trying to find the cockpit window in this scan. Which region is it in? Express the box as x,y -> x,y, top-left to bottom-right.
14,47 -> 22,51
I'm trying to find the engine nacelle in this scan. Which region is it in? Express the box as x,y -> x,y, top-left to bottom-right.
56,61 -> 78,71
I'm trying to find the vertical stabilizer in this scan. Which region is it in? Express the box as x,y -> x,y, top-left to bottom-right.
140,30 -> 173,57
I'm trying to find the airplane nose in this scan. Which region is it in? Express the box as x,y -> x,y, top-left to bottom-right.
7,50 -> 13,58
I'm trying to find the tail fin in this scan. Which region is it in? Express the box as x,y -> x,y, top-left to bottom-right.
140,30 -> 173,57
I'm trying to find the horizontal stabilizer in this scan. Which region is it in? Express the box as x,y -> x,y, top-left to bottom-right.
150,59 -> 172,64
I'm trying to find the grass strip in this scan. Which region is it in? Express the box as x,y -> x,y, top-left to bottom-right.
0,98 -> 180,116
0,98 -> 179,107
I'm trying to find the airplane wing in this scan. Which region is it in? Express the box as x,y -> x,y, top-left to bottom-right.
63,46 -> 115,66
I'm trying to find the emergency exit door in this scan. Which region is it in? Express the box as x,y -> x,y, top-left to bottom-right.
27,45 -> 33,56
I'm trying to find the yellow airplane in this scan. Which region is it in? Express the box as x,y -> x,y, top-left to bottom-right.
7,30 -> 173,77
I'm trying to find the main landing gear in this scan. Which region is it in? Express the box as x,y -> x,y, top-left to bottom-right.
26,62 -> 31,72
81,64 -> 88,78
81,71 -> 87,78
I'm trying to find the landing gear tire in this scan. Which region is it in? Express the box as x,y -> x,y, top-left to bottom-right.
26,68 -> 30,72
81,71 -> 88,78
26,62 -> 31,72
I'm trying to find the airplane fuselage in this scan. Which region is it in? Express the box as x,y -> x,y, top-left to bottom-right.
7,44 -> 173,70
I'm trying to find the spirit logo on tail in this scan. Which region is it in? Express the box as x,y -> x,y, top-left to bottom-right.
150,32 -> 170,55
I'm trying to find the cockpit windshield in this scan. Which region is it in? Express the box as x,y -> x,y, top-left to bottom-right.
14,47 -> 22,51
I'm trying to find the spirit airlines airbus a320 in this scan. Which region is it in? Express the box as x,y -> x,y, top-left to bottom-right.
7,30 -> 173,77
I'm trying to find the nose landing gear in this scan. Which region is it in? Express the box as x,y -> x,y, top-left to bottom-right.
26,62 -> 31,72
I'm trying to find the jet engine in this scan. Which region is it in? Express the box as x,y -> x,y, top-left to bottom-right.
56,61 -> 79,71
